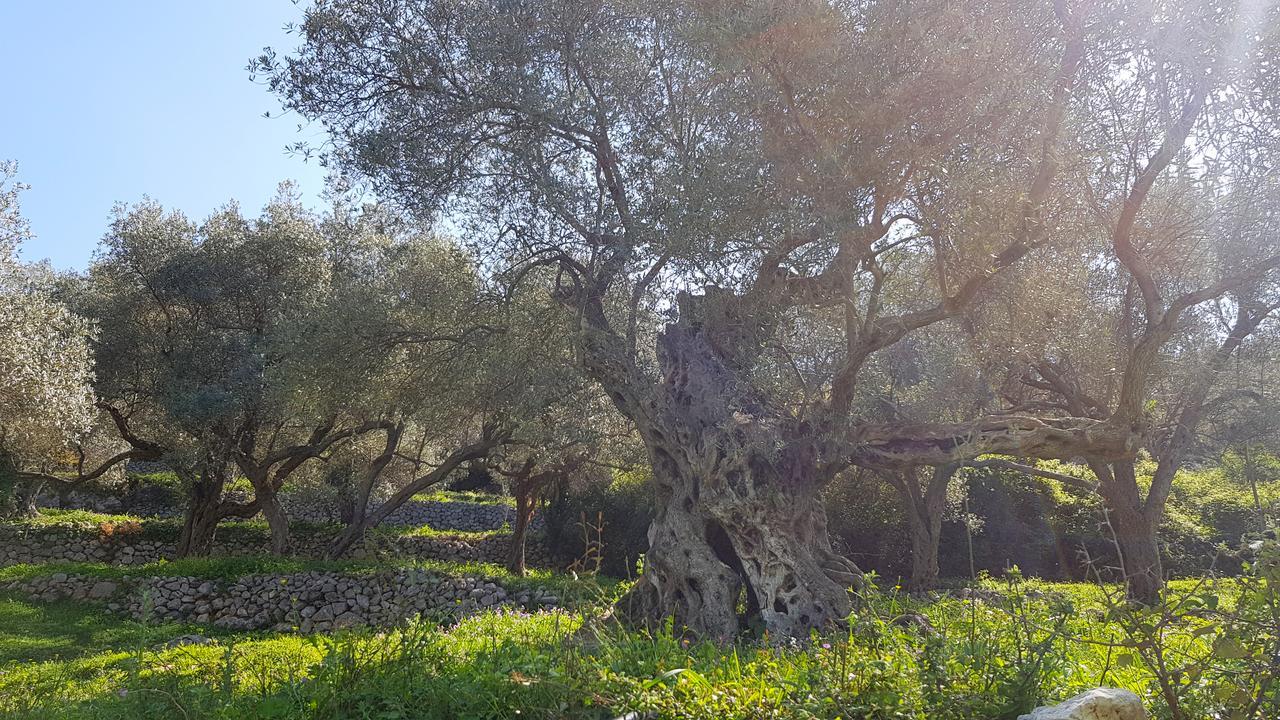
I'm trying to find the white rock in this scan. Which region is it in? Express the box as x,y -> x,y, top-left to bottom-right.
1018,688 -> 1147,720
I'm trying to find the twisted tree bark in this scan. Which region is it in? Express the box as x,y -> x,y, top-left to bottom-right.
609,299 -> 863,641
176,460 -> 236,557
618,439 -> 860,641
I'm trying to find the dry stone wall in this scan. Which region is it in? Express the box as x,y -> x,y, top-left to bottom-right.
0,523 -> 555,569
285,497 -> 544,533
2,570 -> 561,633
41,488 -> 541,533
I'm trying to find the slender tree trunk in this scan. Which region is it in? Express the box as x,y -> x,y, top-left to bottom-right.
1243,443 -> 1267,533
327,517 -> 367,560
507,491 -> 532,576
1053,529 -> 1076,581
887,465 -> 953,592
906,504 -> 942,592
504,461 -> 546,577
1094,461 -> 1163,603
326,476 -> 374,560
326,433 -> 489,560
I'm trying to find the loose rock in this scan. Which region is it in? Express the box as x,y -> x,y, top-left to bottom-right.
1018,688 -> 1148,720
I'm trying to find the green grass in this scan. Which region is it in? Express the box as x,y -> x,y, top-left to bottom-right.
125,470 -> 183,491
0,596 -> 232,664
0,579 -> 1190,719
4,508 -> 150,530
381,524 -> 504,541
1,512 -> 436,546
6,510 -> 504,540
409,489 -> 516,506
0,572 -> 1274,719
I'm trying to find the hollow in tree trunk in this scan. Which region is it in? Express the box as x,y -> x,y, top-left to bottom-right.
618,447 -> 861,641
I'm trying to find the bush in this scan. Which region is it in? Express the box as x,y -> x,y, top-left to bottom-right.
543,467 -> 652,578
823,469 -> 911,578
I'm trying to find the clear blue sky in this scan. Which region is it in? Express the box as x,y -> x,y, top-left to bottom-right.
1,1 -> 327,270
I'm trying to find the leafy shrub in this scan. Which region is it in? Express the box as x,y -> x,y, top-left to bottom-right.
1079,533 -> 1280,720
543,468 -> 652,578
823,469 -> 912,578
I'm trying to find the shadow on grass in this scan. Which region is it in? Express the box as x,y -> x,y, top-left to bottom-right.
0,595 -> 229,664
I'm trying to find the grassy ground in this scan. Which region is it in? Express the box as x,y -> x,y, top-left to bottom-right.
409,489 -> 517,506
11,507 -> 513,539
0,571 -> 1262,720
0,596 -> 231,664
4,508 -> 522,570
4,508 -> 1273,719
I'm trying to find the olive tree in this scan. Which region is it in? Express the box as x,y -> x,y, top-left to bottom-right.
980,11 -> 1280,597
320,252 -> 635,562
262,0 -> 1280,634
0,162 -> 129,517
80,191 -> 402,554
315,228 -> 517,560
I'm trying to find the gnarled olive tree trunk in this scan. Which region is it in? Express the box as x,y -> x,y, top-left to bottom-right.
176,459 -> 261,557
177,462 -> 232,557
618,448 -> 860,641
596,318 -> 1123,636
608,310 -> 862,641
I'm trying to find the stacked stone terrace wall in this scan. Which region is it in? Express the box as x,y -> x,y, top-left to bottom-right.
283,497 -> 544,532
3,569 -> 561,633
0,523 -> 555,569
40,489 -> 542,533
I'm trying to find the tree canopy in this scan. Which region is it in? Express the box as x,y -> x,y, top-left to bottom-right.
256,0 -> 1280,637
0,162 -> 96,514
